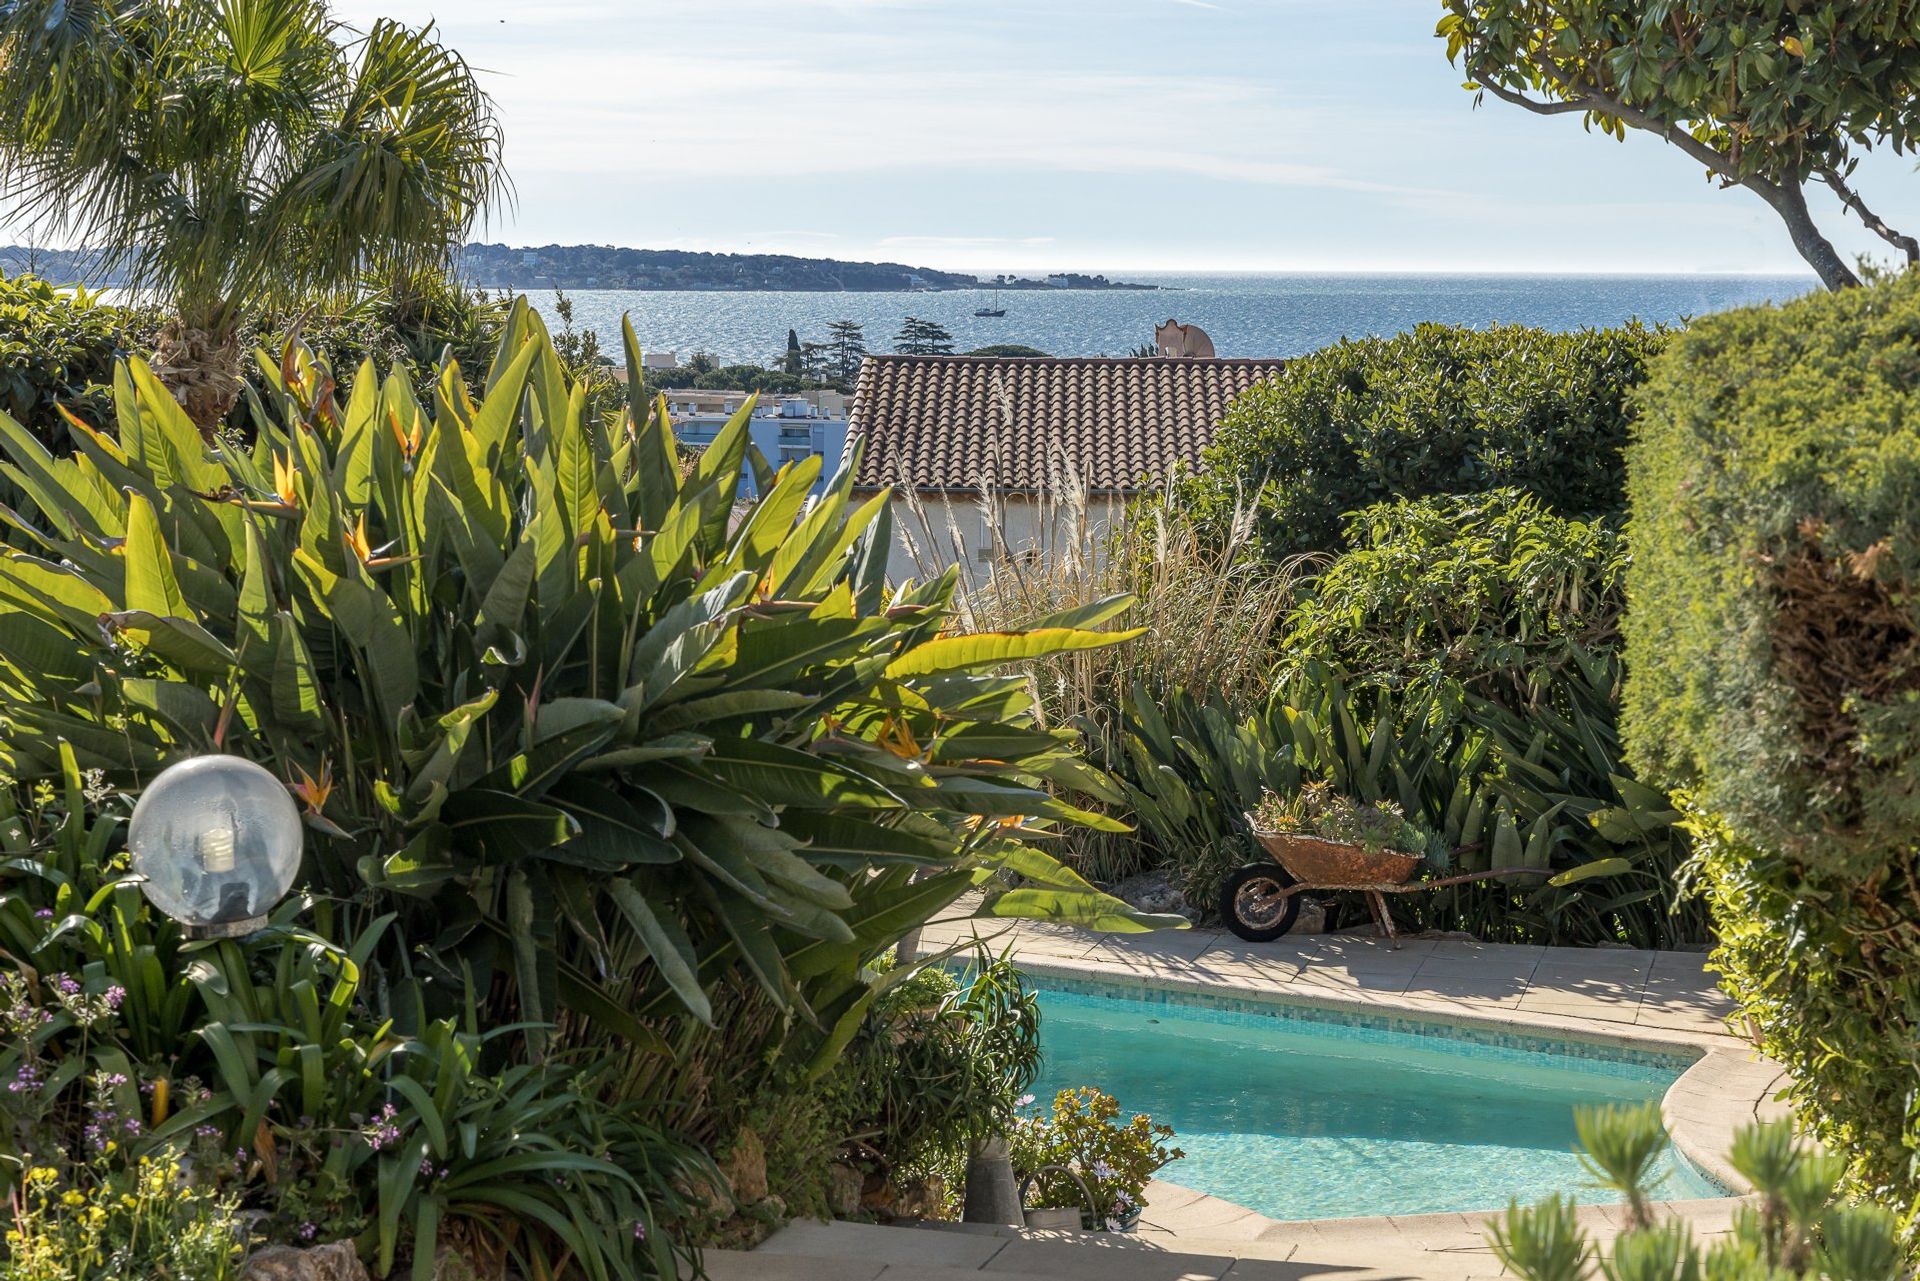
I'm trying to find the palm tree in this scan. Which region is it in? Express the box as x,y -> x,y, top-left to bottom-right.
0,0 -> 505,431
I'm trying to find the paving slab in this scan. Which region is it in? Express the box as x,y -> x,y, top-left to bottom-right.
757,1218 -> 1006,1269
698,1249 -> 886,1280
982,1237 -> 1232,1280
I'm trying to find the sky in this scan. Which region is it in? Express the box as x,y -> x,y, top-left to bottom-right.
68,2 -> 1920,274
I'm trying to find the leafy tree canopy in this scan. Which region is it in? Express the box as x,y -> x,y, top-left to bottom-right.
1439,0 -> 1920,288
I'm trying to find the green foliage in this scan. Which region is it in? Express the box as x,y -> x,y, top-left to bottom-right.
257,273 -> 510,403
1687,812 -> 1920,1246
1489,1114 -> 1902,1281
1113,659 -> 1706,946
924,949 -> 1043,1141
0,273 -> 154,437
1572,1102 -> 1666,1231
1009,1087 -> 1182,1229
1279,490 -> 1626,716
964,345 -> 1051,358
892,317 -> 954,356
1438,1 -> 1920,288
1181,322 -> 1664,558
675,364 -> 846,396
3,1153 -> 247,1281
1625,271 -> 1920,872
1102,481 -> 1701,945
0,308 -> 1165,1271
0,298 -> 1155,1044
1623,274 -> 1920,1238
1251,781 -> 1434,859
813,949 -> 1041,1214
0,759 -> 712,1280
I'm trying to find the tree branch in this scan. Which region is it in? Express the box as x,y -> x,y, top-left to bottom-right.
1819,165 -> 1920,265
1468,74 -> 1593,117
1461,35 -> 1861,290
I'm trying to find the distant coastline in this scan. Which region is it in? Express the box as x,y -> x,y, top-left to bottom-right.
455,244 -> 1157,293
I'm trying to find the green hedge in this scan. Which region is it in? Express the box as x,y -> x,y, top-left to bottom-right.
1182,322 -> 1665,557
1623,273 -> 1920,1237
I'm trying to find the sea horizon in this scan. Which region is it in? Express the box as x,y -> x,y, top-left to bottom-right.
541,270 -> 1821,367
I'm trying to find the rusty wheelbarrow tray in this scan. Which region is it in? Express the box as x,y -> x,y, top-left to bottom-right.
1221,819 -> 1551,948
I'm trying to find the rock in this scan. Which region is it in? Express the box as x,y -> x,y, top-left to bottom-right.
673,1168 -> 736,1219
242,1242 -> 370,1281
890,1174 -> 946,1220
720,1126 -> 768,1204
430,1249 -> 490,1281
827,1163 -> 865,1217
1111,870 -> 1187,918
1293,896 -> 1328,934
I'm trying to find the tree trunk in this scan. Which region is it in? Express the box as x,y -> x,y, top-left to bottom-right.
1751,179 -> 1861,291
151,318 -> 243,437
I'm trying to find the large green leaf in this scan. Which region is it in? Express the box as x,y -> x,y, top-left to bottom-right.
606,878 -> 711,1024
885,626 -> 1143,678
978,888 -> 1187,934
122,492 -> 189,618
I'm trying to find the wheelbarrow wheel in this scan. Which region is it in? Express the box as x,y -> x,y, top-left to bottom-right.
1219,862 -> 1301,942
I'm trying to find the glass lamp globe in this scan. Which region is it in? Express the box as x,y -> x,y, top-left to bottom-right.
127,755 -> 303,938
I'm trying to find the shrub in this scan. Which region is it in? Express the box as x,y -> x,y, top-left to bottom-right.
1010,1087 -> 1182,1231
1109,487 -> 1702,947
1625,272 -> 1920,869
249,272 -> 508,403
1277,489 -> 1626,717
0,298 -> 1153,1039
0,271 -> 154,436
1623,273 -> 1920,1237
1116,660 -> 1706,947
932,488 -> 1303,884
1182,321 -> 1665,558
0,759 -> 715,1280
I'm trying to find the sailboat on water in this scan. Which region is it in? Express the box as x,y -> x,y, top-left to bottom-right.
974,283 -> 1007,318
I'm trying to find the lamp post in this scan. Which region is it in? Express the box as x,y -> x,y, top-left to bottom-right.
126,755 -> 303,939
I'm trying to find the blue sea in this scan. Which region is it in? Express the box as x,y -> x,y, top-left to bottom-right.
545,272 -> 1819,366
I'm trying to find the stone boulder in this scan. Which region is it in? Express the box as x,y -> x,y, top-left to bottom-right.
1109,870 -> 1190,920
827,1163 -> 865,1217
242,1243 -> 369,1281
720,1126 -> 769,1204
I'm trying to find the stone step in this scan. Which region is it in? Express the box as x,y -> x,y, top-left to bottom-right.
710,1217 -> 1289,1280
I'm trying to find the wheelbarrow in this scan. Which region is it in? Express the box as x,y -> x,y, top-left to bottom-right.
1217,818 -> 1553,948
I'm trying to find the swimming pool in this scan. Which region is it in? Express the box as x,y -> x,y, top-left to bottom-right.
1031,980 -> 1724,1221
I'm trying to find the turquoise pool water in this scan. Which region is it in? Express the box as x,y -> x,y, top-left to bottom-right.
1031,983 -> 1723,1221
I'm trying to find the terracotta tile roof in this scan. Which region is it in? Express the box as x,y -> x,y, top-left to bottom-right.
845,354 -> 1287,494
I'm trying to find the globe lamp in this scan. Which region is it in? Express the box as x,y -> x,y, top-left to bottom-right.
127,756 -> 302,938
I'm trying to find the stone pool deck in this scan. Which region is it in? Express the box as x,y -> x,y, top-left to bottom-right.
703,911 -> 1789,1281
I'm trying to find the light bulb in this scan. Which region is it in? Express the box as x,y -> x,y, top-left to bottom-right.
199,825 -> 236,873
